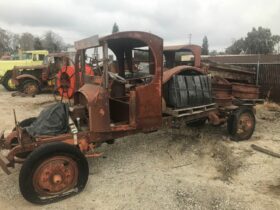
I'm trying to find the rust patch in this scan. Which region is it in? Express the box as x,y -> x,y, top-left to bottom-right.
99,108 -> 105,116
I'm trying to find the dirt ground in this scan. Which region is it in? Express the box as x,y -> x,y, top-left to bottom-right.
0,85 -> 280,210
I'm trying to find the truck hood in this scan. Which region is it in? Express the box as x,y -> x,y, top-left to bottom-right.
0,60 -> 30,76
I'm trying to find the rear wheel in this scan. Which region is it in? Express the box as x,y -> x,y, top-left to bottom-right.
227,107 -> 255,141
2,71 -> 16,91
19,142 -> 89,204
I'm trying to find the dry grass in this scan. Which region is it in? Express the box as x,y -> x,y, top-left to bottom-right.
261,102 -> 280,112
211,142 -> 242,182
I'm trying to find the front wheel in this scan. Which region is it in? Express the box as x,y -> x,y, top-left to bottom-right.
227,107 -> 255,141
19,142 -> 89,204
2,71 -> 16,91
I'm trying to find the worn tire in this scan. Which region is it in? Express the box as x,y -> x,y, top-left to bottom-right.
19,142 -> 89,204
227,107 -> 255,141
2,70 -> 16,91
20,79 -> 40,95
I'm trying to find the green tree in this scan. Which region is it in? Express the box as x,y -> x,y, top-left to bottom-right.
225,38 -> 245,54
112,22 -> 119,33
245,27 -> 280,54
226,27 -> 280,54
201,36 -> 209,55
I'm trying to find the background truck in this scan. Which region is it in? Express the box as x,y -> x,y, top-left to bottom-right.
0,50 -> 48,90
0,31 -> 259,204
11,52 -> 94,97
11,52 -> 74,95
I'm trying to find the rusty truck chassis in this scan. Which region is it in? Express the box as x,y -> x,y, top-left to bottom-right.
0,31 -> 260,204
0,32 -> 258,174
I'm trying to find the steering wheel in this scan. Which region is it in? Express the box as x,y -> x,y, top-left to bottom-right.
108,72 -> 126,84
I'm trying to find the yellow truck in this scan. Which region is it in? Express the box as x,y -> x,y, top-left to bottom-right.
0,50 -> 48,90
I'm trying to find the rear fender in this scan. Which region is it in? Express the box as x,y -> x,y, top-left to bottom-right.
16,74 -> 41,85
163,65 -> 204,84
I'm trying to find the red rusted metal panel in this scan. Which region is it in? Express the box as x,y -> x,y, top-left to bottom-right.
135,83 -> 162,131
75,84 -> 111,132
162,65 -> 204,84
212,76 -> 232,107
232,83 -> 259,99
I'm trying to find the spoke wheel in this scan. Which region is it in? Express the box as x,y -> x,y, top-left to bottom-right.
227,107 -> 255,141
56,67 -> 75,100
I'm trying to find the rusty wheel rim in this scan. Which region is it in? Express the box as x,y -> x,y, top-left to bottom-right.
33,156 -> 78,196
24,83 -> 38,95
237,113 -> 253,137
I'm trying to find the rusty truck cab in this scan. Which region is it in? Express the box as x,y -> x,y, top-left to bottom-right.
163,44 -> 201,69
72,31 -> 163,141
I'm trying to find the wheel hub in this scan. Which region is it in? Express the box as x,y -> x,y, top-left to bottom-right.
237,113 -> 253,135
53,174 -> 63,184
33,156 -> 78,196
24,84 -> 38,95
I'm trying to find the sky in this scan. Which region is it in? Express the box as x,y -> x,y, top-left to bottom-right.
0,0 -> 279,51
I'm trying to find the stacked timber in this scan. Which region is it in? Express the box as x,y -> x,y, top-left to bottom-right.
202,61 -> 255,84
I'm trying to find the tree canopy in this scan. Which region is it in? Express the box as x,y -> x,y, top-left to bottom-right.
0,28 -> 11,54
226,27 -> 280,54
19,33 -> 34,51
33,37 -> 43,50
201,36 -> 209,55
42,31 -> 65,52
0,27 -> 67,56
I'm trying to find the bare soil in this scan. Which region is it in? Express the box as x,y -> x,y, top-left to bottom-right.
1,86 -> 280,210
